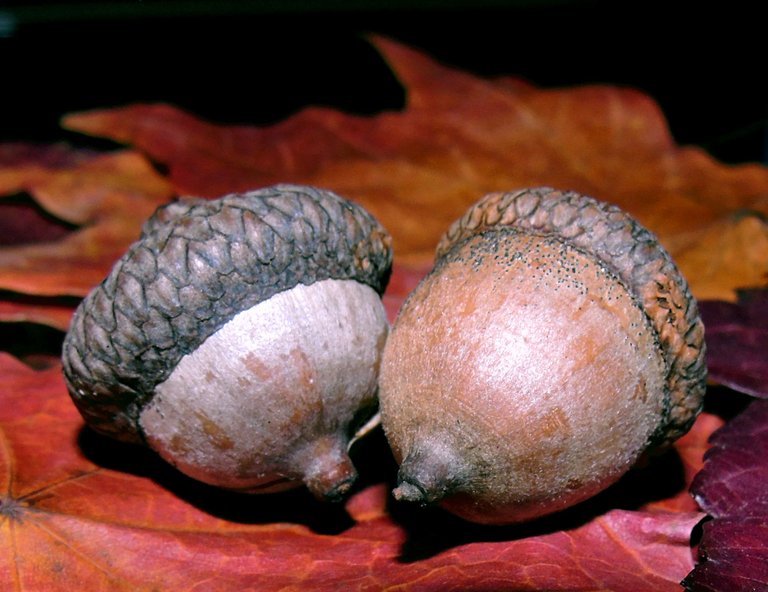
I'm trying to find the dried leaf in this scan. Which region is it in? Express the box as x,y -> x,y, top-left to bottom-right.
3,37 -> 767,331
691,399 -> 768,520
0,195 -> 74,247
684,400 -> 768,591
685,517 -> 768,592
61,37 -> 768,298
0,150 -> 173,299
0,143 -> 95,170
0,300 -> 74,333
679,292 -> 768,590
0,350 -> 705,590
699,290 -> 768,398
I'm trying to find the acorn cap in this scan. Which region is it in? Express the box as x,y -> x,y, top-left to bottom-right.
435,187 -> 706,448
62,184 -> 393,444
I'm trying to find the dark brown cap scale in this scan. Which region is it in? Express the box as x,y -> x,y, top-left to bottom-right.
62,184 -> 392,500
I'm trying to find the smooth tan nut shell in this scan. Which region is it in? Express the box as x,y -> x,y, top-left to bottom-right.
379,187 -> 706,524
141,279 -> 388,499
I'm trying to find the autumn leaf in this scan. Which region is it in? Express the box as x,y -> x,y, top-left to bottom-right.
0,300 -> 74,341
2,37 -> 767,332
0,149 -> 172,297
679,289 -> 768,591
1,352 -> 709,591
0,261 -> 725,590
59,37 -> 768,299
699,290 -> 768,398
683,399 -> 768,591
0,150 -> 174,332
642,412 -> 725,514
0,143 -> 94,171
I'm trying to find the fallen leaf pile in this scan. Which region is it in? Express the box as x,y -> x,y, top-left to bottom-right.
0,352 -> 710,591
683,293 -> 768,591
2,38 -> 767,591
684,399 -> 768,591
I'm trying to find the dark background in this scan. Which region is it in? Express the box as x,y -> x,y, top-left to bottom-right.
2,0 -> 767,165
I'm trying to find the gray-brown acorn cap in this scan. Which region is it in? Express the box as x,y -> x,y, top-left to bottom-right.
62,184 -> 393,444
435,187 -> 706,448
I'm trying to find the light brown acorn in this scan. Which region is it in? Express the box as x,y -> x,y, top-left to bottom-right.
379,187 -> 706,524
62,184 -> 392,501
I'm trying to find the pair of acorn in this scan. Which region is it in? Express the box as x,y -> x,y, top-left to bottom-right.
62,184 -> 706,525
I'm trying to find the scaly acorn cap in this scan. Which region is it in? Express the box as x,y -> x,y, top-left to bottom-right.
435,187 -> 706,449
62,184 -> 393,444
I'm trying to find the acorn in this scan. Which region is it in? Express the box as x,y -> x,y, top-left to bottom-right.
379,187 -> 706,524
62,184 -> 392,501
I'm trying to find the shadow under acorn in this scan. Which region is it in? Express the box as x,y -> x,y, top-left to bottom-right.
387,443 -> 690,563
77,425 -> 356,535
0,319 -> 71,369
74,414 -> 697,553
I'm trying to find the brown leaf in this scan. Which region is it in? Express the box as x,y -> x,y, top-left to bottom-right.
0,150 -> 173,299
672,215 -> 768,301
0,143 -> 95,170
0,300 -> 74,333
0,350 -> 705,590
61,37 -> 768,297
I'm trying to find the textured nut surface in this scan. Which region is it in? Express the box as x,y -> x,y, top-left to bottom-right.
437,187 -> 706,446
381,231 -> 666,523
380,187 -> 707,524
62,184 -> 392,444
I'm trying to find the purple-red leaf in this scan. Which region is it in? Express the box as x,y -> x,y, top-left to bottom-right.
684,399 -> 768,590
0,143 -> 94,170
687,518 -> 768,592
699,290 -> 768,398
690,399 -> 768,519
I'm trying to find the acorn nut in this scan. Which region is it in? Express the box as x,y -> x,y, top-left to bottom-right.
62,184 -> 392,501
379,187 -> 706,524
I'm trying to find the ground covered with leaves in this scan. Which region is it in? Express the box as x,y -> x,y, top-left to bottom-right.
1,39 -> 767,591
